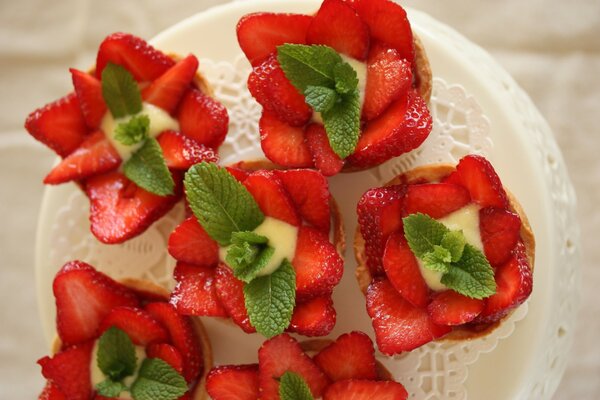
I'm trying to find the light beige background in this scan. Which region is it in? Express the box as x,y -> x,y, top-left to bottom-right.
0,0 -> 598,398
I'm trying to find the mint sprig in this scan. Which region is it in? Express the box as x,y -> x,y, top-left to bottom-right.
226,231 -> 274,283
101,63 -> 143,118
123,137 -> 175,196
130,359 -> 188,400
97,327 -> 137,381
403,213 -> 496,299
279,371 -> 314,400
115,114 -> 150,145
96,379 -> 128,398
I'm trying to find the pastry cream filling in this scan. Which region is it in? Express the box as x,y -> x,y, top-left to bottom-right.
101,103 -> 180,162
219,217 -> 299,277
90,340 -> 146,399
417,204 -> 484,291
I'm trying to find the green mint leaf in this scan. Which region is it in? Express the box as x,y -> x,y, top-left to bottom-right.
231,231 -> 269,245
277,44 -> 342,92
184,162 -> 264,246
441,230 -> 466,262
422,245 -> 452,273
130,358 -> 188,400
97,327 -> 137,382
304,86 -> 338,113
115,114 -> 150,145
96,379 -> 128,398
441,244 -> 496,299
123,137 -> 174,196
228,245 -> 275,283
403,213 -> 449,258
244,259 -> 296,338
333,62 -> 358,94
279,371 -> 314,400
101,62 -> 143,118
322,89 -> 361,159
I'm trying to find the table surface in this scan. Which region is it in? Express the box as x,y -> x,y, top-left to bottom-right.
0,0 -> 598,398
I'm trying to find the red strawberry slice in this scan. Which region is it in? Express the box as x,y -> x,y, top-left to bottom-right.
314,332 -> 377,382
38,342 -> 94,400
382,232 -> 429,308
258,334 -> 329,400
357,185 -> 406,276
477,241 -> 533,323
249,55 -> 312,127
157,130 -> 218,170
354,0 -> 415,63
98,306 -> 169,345
305,123 -> 344,177
237,12 -> 313,66
39,383 -> 66,400
307,0 -> 369,60
444,155 -> 509,208
348,90 -> 432,169
324,379 -> 408,400
145,302 -> 203,383
479,207 -> 522,267
171,262 -> 228,317
141,54 -> 199,114
25,93 -> 88,157
168,216 -> 219,267
243,170 -> 301,226
275,168 -> 331,232
427,291 -> 484,326
366,279 -> 451,354
404,183 -> 471,219
226,165 -> 250,183
53,261 -> 139,346
177,88 -> 229,148
363,48 -> 412,121
96,32 -> 175,82
292,226 -> 343,299
288,296 -> 336,337
259,111 -> 313,168
85,171 -> 182,244
206,364 -> 259,400
70,69 -> 107,129
44,130 -> 121,185
147,343 -> 185,374
214,264 -> 256,333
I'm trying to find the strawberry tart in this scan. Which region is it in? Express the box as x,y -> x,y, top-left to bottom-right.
25,32 -> 228,244
355,155 -> 535,354
237,0 -> 433,175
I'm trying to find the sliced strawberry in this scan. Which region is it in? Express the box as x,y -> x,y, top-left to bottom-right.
275,168 -> 331,232
404,183 -> 471,219
226,165 -> 250,183
177,88 -> 229,148
85,171 -> 182,244
366,279 -> 451,354
38,342 -> 94,400
444,155 -> 509,208
145,302 -> 203,383
324,379 -> 408,400
98,306 -> 169,345
171,262 -> 228,317
70,69 -> 106,129
477,241 -> 533,323
43,131 -> 121,185
305,123 -> 344,177
479,207 -> 522,267
96,32 -> 175,82
243,170 -> 301,226
259,334 -> 329,400
354,0 -> 414,63
157,130 -> 218,169
314,332 -> 377,382
249,55 -> 312,127
288,296 -> 336,337
363,48 -> 412,121
214,264 -> 256,333
427,291 -> 484,326
237,12 -> 313,66
382,232 -> 429,308
307,0 -> 369,60
206,365 -> 259,400
357,185 -> 406,276
53,261 -> 139,346
147,343 -> 185,374
39,382 -> 66,400
259,111 -> 313,168
168,216 -> 219,267
292,226 -> 343,299
25,93 -> 88,157
348,91 -> 432,169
